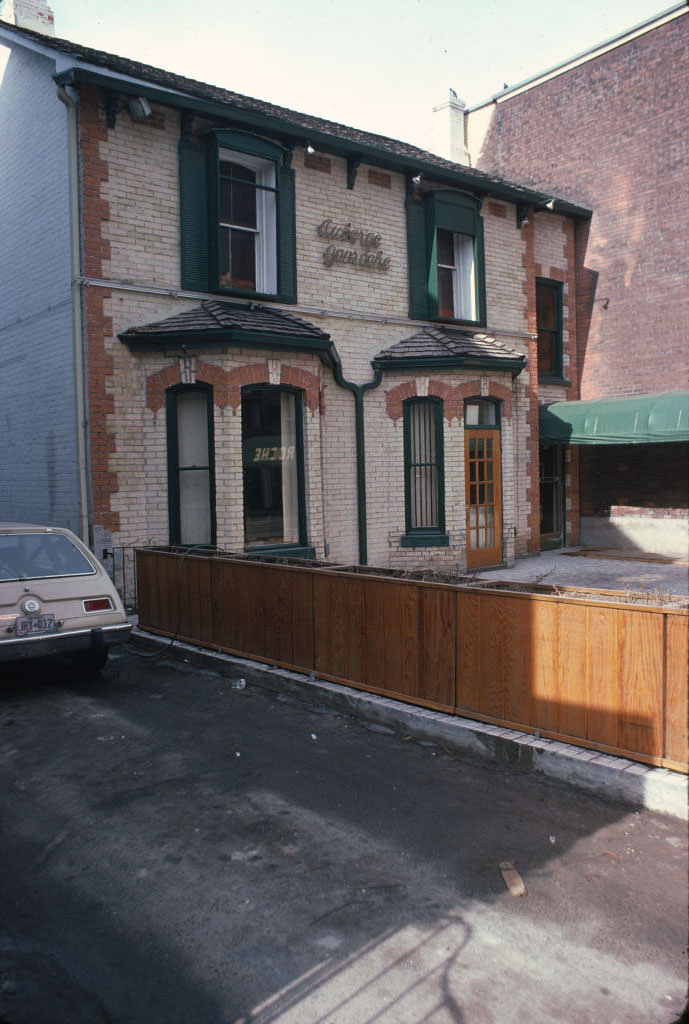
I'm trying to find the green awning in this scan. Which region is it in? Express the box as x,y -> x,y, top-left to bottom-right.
539,391 -> 689,445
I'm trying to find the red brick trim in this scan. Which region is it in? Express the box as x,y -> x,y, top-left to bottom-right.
385,378 -> 514,423
80,86 -> 118,532
520,218 -> 541,552
145,361 -> 321,414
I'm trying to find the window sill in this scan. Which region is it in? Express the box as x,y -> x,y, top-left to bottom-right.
213,285 -> 295,305
432,315 -> 486,329
400,532 -> 449,548
538,374 -> 571,387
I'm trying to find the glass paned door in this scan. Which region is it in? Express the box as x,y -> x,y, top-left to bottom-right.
465,429 -> 502,568
539,444 -> 564,549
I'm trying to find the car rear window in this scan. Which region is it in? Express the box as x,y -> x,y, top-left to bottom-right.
0,533 -> 96,581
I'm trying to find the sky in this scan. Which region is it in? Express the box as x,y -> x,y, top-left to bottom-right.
44,0 -> 673,151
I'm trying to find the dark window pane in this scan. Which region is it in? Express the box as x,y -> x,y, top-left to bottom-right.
537,283 -> 556,329
231,230 -> 256,289
231,178 -> 257,229
437,228 -> 455,266
220,178 -> 232,223
537,330 -> 555,374
437,267 -> 454,318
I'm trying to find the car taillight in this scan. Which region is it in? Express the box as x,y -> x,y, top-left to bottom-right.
83,597 -> 113,612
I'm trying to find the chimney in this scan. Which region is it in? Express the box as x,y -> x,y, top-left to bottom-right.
432,88 -> 470,165
0,0 -> 55,34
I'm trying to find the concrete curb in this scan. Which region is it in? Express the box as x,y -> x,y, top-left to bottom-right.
129,629 -> 688,821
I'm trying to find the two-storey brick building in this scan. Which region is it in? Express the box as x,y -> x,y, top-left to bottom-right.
0,6 -> 591,572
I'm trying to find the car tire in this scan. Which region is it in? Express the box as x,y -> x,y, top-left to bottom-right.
71,649 -> 109,676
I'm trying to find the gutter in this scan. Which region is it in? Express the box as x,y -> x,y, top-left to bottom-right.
329,352 -> 383,567
57,84 -> 90,545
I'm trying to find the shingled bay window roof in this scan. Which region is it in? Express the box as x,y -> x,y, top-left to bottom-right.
119,300 -> 334,363
373,326 -> 526,376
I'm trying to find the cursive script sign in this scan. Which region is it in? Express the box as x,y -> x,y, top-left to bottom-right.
316,218 -> 391,272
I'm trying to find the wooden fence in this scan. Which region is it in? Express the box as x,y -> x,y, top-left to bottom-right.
136,547 -> 688,772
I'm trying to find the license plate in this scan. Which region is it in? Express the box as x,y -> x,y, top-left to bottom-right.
16,614 -> 55,637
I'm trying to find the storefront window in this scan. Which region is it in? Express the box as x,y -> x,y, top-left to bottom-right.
241,386 -> 303,547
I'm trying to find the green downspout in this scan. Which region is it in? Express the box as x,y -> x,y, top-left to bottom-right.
330,351 -> 382,566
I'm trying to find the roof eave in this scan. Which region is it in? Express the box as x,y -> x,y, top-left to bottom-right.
119,328 -> 336,366
372,355 -> 526,377
54,65 -> 591,217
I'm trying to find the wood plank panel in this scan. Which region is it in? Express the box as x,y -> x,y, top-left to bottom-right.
556,603 -> 589,739
289,570 -> 315,671
617,609 -> 663,757
419,587 -> 455,708
262,566 -> 290,663
456,591 -> 481,712
502,596 -> 531,726
362,579 -> 387,692
210,559 -> 240,651
313,574 -> 364,682
665,614 -> 689,765
529,599 -> 560,732
477,594 -> 507,719
381,581 -> 419,698
232,563 -> 267,657
587,606 -> 619,747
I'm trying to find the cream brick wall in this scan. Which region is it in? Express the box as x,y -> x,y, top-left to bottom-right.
483,202 -> 529,338
91,109 -> 574,569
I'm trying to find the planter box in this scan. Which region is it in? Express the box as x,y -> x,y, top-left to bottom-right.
136,546 -> 688,771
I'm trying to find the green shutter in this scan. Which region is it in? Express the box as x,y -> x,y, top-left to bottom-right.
277,164 -> 297,303
431,191 -> 478,235
406,195 -> 428,319
179,139 -> 210,292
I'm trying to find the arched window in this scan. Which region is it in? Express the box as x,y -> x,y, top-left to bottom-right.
241,385 -> 306,549
166,384 -> 216,546
401,397 -> 449,547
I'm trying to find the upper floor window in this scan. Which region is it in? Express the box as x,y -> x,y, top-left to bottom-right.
219,151 -> 277,293
179,130 -> 297,302
536,279 -> 563,380
437,229 -> 476,320
406,189 -> 486,326
401,397 -> 449,547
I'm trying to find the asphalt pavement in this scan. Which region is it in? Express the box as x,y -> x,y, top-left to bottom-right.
0,646 -> 686,1024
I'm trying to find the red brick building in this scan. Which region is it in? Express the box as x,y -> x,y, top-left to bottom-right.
466,4 -> 689,557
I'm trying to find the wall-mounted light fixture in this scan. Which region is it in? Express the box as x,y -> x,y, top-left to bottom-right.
306,142 -> 315,155
544,198 -> 556,211
128,96 -> 152,120
412,173 -> 423,186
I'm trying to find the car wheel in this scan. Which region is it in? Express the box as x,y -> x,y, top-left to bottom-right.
71,649 -> 109,676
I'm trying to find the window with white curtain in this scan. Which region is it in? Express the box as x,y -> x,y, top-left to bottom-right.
167,386 -> 215,546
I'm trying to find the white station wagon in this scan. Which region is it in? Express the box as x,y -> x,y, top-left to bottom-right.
0,523 -> 131,673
